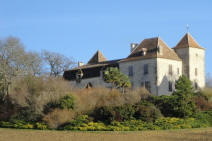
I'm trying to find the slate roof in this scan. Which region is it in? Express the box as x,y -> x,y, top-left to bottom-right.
174,32 -> 204,50
63,59 -> 120,80
70,59 -> 121,71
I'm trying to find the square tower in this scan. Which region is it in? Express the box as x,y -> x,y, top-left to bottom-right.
174,32 -> 205,89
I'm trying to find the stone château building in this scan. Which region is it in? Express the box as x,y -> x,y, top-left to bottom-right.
63,32 -> 205,96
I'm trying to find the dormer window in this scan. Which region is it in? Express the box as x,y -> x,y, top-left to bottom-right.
141,48 -> 147,56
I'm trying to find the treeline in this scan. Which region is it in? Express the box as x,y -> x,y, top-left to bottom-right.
0,37 -> 75,101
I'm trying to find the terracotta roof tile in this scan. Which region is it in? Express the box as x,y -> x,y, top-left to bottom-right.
87,50 -> 107,64
122,37 -> 181,62
174,32 -> 204,49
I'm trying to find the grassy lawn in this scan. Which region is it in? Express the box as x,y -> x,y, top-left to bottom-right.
0,128 -> 212,141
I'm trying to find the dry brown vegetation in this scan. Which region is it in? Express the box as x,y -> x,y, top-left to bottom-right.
72,87 -> 150,114
195,88 -> 212,111
5,76 -> 73,121
0,128 -> 212,141
43,109 -> 75,129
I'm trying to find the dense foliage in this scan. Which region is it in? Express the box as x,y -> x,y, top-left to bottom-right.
93,104 -> 135,123
44,94 -> 75,113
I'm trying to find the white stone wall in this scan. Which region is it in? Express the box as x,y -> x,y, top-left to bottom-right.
188,48 -> 205,88
175,47 -> 205,88
174,48 -> 190,76
157,58 -> 182,95
119,59 -> 158,95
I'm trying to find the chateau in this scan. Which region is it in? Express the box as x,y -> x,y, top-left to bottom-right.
63,32 -> 205,96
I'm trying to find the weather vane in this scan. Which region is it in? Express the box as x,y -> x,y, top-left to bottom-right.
186,24 -> 189,33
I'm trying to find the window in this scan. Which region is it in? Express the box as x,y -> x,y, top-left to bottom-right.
195,68 -> 198,76
168,81 -> 173,92
177,68 -> 180,75
145,81 -> 151,93
128,66 -> 133,77
194,82 -> 198,90
169,64 -> 173,75
144,64 -> 148,75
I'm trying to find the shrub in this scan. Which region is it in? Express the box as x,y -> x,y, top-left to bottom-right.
148,95 -> 176,117
0,99 -> 16,121
0,120 -> 34,129
62,115 -> 89,130
193,111 -> 212,127
10,106 -> 42,122
59,94 -> 75,109
134,101 -> 163,122
93,106 -> 115,123
35,122 -> 47,130
194,90 -> 212,111
93,104 -> 135,123
115,104 -> 135,121
43,109 -> 75,129
194,96 -> 212,111
44,94 -> 75,113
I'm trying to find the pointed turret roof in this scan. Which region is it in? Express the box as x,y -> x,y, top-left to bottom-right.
87,50 -> 107,64
174,32 -> 204,49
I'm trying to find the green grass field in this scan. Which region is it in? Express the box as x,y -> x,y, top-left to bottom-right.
0,128 -> 212,141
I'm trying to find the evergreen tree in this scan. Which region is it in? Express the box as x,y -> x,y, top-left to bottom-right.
172,75 -> 196,117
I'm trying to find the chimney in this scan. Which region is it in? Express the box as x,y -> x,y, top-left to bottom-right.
130,43 -> 138,52
78,61 -> 84,67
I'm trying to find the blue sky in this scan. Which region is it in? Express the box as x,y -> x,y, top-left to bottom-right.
0,0 -> 212,74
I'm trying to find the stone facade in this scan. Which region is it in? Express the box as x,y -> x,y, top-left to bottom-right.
119,59 -> 158,95
64,32 -> 205,96
156,58 -> 182,95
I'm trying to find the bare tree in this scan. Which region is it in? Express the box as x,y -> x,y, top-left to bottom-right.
42,50 -> 75,77
0,37 -> 27,99
25,51 -> 43,76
